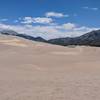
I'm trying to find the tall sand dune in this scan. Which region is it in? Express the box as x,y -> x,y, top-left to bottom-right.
0,35 -> 100,100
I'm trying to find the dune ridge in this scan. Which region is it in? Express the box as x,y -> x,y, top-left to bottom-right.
0,35 -> 100,100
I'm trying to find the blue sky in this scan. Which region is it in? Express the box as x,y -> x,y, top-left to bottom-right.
0,0 -> 100,39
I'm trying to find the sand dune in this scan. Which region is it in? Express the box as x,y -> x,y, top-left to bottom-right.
0,35 -> 100,100
0,38 -> 27,47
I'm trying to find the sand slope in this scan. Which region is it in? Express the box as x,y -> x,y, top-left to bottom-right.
0,35 -> 100,100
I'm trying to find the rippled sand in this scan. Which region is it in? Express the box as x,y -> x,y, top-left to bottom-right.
0,35 -> 100,100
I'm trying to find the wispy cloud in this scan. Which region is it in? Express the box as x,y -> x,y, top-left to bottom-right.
13,20 -> 19,23
21,17 -> 53,24
82,6 -> 99,11
0,22 -> 99,39
0,19 -> 8,22
56,23 -> 76,30
45,12 -> 69,18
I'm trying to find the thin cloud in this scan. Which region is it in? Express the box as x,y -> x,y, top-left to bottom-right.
21,17 -> 53,24
45,12 -> 69,18
82,7 -> 99,11
0,19 -> 8,22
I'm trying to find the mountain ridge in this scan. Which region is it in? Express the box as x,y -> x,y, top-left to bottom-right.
1,29 -> 100,47
48,30 -> 100,46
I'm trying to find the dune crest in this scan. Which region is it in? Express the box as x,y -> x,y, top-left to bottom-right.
0,38 -> 27,47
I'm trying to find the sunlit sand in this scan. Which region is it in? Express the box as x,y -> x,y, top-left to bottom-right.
0,35 -> 100,100
0,38 -> 27,47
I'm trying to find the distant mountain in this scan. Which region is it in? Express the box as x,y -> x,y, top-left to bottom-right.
48,30 -> 100,47
48,37 -> 74,46
76,30 -> 100,46
1,29 -> 100,47
0,30 -> 18,35
15,34 -> 47,42
0,30 -> 47,42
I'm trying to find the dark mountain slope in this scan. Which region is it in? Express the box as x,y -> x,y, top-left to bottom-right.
48,30 -> 100,46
